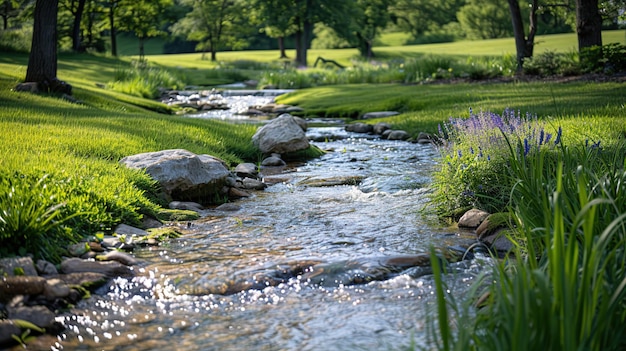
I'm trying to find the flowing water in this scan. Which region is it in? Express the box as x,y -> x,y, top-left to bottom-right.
42,93 -> 491,351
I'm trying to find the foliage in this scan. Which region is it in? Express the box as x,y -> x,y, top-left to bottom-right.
107,59 -> 186,99
171,0 -> 251,62
428,140 -> 626,351
116,0 -> 174,58
457,0 -> 513,39
389,0 -> 465,40
0,27 -> 31,53
580,42 -> 626,73
0,173 -> 84,263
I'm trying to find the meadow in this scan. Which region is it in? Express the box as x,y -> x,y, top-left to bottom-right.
1,30 -> 626,349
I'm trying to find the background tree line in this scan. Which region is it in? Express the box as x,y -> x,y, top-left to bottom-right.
2,0 -> 624,90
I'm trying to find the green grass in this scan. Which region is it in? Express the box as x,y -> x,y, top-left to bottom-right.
144,30 -> 626,68
0,55 -> 262,262
274,82 -> 626,137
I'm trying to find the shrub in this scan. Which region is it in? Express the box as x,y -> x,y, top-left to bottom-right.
431,108 -> 561,218
524,50 -> 566,76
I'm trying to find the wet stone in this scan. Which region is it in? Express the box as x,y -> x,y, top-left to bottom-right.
96,251 -> 138,266
43,278 -> 71,299
0,276 -> 46,299
36,260 -> 58,276
0,257 -> 38,276
7,305 -> 56,329
60,258 -> 133,278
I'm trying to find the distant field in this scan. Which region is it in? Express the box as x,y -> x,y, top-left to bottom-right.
146,30 -> 626,69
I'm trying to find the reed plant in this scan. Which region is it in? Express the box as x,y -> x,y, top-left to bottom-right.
427,135 -> 626,350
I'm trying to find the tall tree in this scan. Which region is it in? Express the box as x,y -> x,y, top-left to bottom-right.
171,0 -> 248,61
116,0 -> 173,59
25,0 -> 57,84
251,0 -> 296,59
1,0 -> 20,29
59,0 -> 88,52
291,0 -> 354,66
334,0 -> 391,58
575,0 -> 603,50
104,0 -> 121,56
508,0 -> 539,72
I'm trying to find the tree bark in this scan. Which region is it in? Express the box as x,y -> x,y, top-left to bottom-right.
25,0 -> 59,84
109,1 -> 117,56
71,0 -> 87,52
278,36 -> 287,59
508,0 -> 538,73
575,0 -> 603,51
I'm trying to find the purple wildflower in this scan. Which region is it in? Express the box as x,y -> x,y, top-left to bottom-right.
554,126 -> 562,145
539,130 -> 545,146
524,138 -> 530,156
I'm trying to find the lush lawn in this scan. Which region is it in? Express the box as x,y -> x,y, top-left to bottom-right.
275,81 -> 626,138
146,30 -> 626,68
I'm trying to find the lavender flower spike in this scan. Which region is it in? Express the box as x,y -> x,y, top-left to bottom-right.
554,126 -> 562,145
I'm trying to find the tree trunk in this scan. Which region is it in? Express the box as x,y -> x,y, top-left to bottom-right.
301,18 -> 312,67
278,36 -> 287,59
575,0 -> 602,50
507,0 -> 538,72
25,0 -> 59,84
71,0 -> 87,52
294,28 -> 302,65
109,2 -> 117,56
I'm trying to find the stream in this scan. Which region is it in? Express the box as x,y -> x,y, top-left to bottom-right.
41,91 -> 491,351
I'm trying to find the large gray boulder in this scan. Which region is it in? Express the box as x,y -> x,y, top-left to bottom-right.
252,114 -> 310,154
120,149 -> 231,202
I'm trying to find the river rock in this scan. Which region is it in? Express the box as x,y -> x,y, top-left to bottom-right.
0,276 -> 46,300
7,305 -> 56,329
293,116 -> 307,131
43,278 -> 71,299
373,122 -> 391,135
60,258 -> 133,278
0,320 -> 21,345
114,224 -> 149,237
169,201 -> 204,212
229,187 -> 251,198
416,132 -> 435,144
119,149 -> 231,203
345,123 -> 373,134
242,177 -> 267,190
387,130 -> 411,141
36,260 -> 58,276
261,155 -> 286,167
234,163 -> 259,178
458,209 -> 490,228
480,228 -> 515,254
361,111 -> 399,119
96,251 -> 138,266
0,257 -> 38,276
54,272 -> 108,289
252,114 -> 310,154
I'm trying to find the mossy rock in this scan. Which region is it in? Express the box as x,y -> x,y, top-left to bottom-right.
282,145 -> 326,161
145,227 -> 183,241
156,209 -> 200,222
